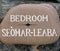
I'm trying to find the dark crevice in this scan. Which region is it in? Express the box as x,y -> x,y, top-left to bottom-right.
58,49 -> 60,51
35,0 -> 59,3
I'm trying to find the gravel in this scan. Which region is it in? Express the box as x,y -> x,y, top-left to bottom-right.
0,1 -> 60,51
